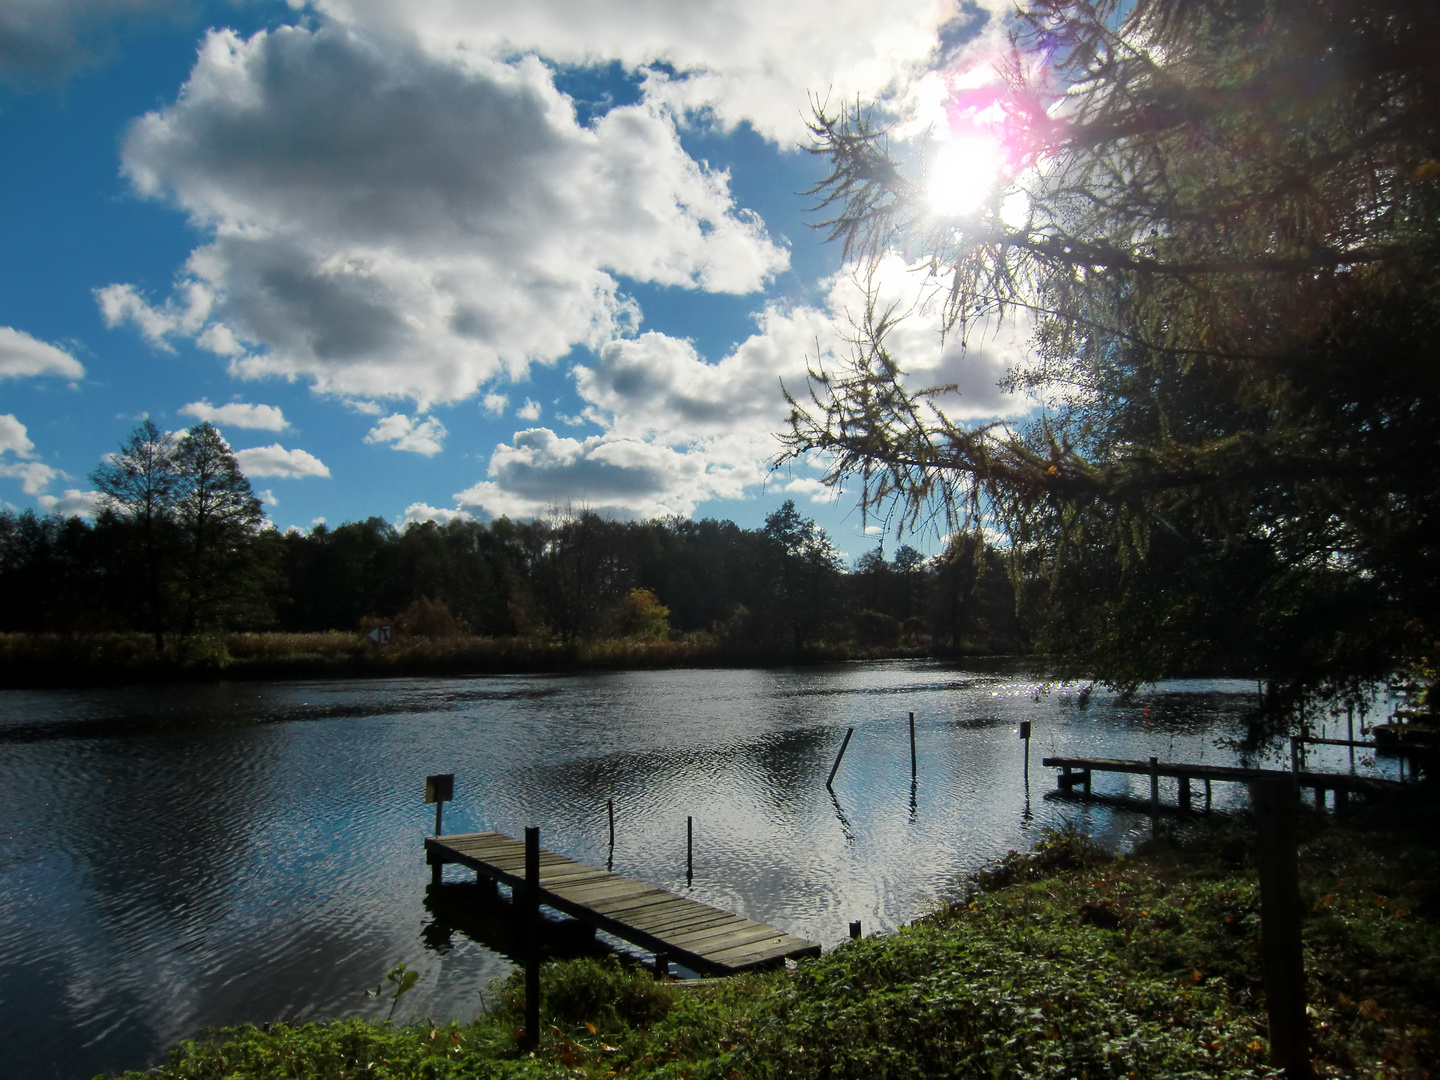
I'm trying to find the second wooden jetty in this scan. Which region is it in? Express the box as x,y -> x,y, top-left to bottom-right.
425,831 -> 821,976
1042,755 -> 1406,814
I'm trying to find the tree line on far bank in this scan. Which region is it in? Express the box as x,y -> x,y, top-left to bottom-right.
0,420 -> 1022,657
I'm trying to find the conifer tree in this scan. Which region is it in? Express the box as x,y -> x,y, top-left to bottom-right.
785,0 -> 1440,713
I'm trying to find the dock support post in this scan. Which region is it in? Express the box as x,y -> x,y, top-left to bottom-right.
424,773 -> 454,838
909,712 -> 917,780
1290,737 -> 1301,773
1347,707 -> 1355,773
1205,778 -> 1212,812
686,815 -> 693,885
1020,720 -> 1031,783
849,920 -> 862,940
827,727 -> 854,790
430,849 -> 442,887
523,826 -> 540,1049
654,953 -> 669,981
1249,775 -> 1312,1079
1149,757 -> 1160,815
1178,775 -> 1191,813
1082,769 -> 1091,795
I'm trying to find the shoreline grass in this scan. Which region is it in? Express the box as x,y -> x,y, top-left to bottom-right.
108,806 -> 1438,1079
0,630 -> 964,689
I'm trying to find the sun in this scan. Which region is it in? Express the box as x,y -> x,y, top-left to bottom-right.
925,134 -> 1007,218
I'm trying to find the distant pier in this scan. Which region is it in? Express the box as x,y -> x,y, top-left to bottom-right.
425,831 -> 821,975
1042,755 -> 1407,814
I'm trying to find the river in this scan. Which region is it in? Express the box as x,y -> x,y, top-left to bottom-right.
0,659 -> 1395,1079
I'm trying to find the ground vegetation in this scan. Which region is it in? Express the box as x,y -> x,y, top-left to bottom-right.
108,810 -> 1439,1079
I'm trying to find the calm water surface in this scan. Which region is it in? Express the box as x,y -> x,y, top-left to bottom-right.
0,660 -> 1400,1079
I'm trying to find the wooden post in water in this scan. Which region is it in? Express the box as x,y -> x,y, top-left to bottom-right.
607,799 -> 615,847
1347,706 -> 1356,772
1148,756 -> 1159,815
849,920 -> 862,940
827,727 -> 854,790
523,825 -> 540,1049
1249,775 -> 1311,1079
909,712 -> 917,780
425,774 -> 454,886
686,815 -> 693,885
425,773 -> 454,837
1020,721 -> 1032,783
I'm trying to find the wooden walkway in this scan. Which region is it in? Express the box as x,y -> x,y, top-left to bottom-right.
1042,755 -> 1406,814
425,831 -> 821,976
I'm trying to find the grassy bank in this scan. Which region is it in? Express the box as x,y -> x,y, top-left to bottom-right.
112,808 -> 1438,1079
0,631 -> 951,688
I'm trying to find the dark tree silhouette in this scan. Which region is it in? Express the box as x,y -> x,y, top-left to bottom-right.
91,418 -> 179,649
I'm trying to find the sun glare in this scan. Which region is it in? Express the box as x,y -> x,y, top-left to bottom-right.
925,134 -> 1006,218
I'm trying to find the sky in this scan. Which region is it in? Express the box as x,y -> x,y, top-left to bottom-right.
0,0 -> 1034,561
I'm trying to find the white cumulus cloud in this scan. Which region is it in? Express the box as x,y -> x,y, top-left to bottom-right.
101,24 -> 788,409
180,399 -> 289,431
401,502 -> 474,527
458,255 -> 1031,519
0,326 -> 85,380
0,461 -> 58,496
457,427 -> 716,520
365,413 -> 447,456
310,0 -> 1005,143
37,488 -> 102,518
0,413 -> 67,497
233,444 -> 331,478
0,414 -> 36,456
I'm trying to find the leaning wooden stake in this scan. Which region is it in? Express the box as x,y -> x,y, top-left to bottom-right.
827,727 -> 854,790
523,825 -> 540,1049
1249,775 -> 1312,1079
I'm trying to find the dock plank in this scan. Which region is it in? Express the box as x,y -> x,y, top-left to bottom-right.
425,832 -> 820,974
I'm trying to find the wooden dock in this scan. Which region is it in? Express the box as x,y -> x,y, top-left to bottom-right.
1041,755 -> 1406,814
425,831 -> 821,976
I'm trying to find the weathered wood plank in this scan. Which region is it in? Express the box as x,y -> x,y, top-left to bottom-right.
627,907 -> 743,936
672,924 -> 780,954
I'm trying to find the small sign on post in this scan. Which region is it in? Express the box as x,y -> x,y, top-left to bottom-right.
367,624 -> 392,646
425,773 -> 454,838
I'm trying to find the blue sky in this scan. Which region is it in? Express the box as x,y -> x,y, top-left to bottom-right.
0,0 -> 1030,561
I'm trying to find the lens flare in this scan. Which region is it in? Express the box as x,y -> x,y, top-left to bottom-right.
925,134 -> 1006,218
